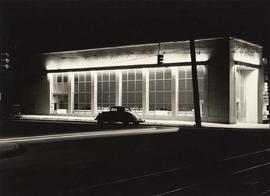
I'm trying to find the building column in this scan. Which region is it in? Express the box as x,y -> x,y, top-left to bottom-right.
171,67 -> 179,117
68,73 -> 74,114
116,70 -> 122,106
91,71 -> 98,115
48,73 -> 54,114
202,65 -> 208,121
258,68 -> 264,123
143,68 -> 149,116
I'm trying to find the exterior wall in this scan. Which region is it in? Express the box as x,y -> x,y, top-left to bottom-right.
20,37 -> 264,124
18,55 -> 49,115
44,41 -> 193,71
21,72 -> 49,114
44,38 -> 230,123
198,38 -> 230,123
45,41 -> 197,120
245,70 -> 258,123
229,38 -> 263,123
44,40 -> 210,122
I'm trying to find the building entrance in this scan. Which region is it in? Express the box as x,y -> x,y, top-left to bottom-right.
235,67 -> 258,123
52,94 -> 68,114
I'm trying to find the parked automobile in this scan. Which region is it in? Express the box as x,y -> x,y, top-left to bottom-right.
95,106 -> 144,125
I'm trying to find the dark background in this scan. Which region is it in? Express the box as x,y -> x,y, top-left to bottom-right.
0,0 -> 269,110
0,0 -> 269,55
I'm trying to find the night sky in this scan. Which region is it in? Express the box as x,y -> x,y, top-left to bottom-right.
0,0 -> 269,56
0,0 -> 269,111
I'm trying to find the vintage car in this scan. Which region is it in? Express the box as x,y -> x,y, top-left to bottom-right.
95,106 -> 144,125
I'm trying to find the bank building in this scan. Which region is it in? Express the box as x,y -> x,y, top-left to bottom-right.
22,37 -> 265,124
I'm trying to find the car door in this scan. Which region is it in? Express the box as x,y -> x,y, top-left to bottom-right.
115,108 -> 125,122
110,107 -> 118,122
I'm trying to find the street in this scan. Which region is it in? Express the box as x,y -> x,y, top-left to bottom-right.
0,119 -> 156,138
0,120 -> 270,195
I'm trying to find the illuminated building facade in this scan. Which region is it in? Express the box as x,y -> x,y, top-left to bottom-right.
23,37 -> 264,124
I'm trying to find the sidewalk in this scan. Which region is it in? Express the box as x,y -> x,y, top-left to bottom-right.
21,115 -> 269,129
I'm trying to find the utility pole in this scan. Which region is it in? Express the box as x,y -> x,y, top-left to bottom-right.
189,39 -> 201,127
157,43 -> 164,65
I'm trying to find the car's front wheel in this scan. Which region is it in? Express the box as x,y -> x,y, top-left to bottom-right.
97,119 -> 104,124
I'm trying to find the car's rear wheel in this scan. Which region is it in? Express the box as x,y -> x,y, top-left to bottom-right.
123,120 -> 129,125
133,121 -> 139,125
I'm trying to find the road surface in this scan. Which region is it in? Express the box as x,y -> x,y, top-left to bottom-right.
0,120 -> 270,195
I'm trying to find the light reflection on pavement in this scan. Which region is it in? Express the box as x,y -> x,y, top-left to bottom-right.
0,127 -> 179,144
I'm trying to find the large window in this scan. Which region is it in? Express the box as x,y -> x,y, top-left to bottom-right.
122,69 -> 143,110
51,73 -> 69,114
149,68 -> 172,111
97,71 -> 116,110
52,73 -> 68,93
56,73 -> 68,84
74,72 -> 91,110
178,66 -> 205,113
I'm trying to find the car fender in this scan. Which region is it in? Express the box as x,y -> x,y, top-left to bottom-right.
126,112 -> 137,121
95,113 -> 103,120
